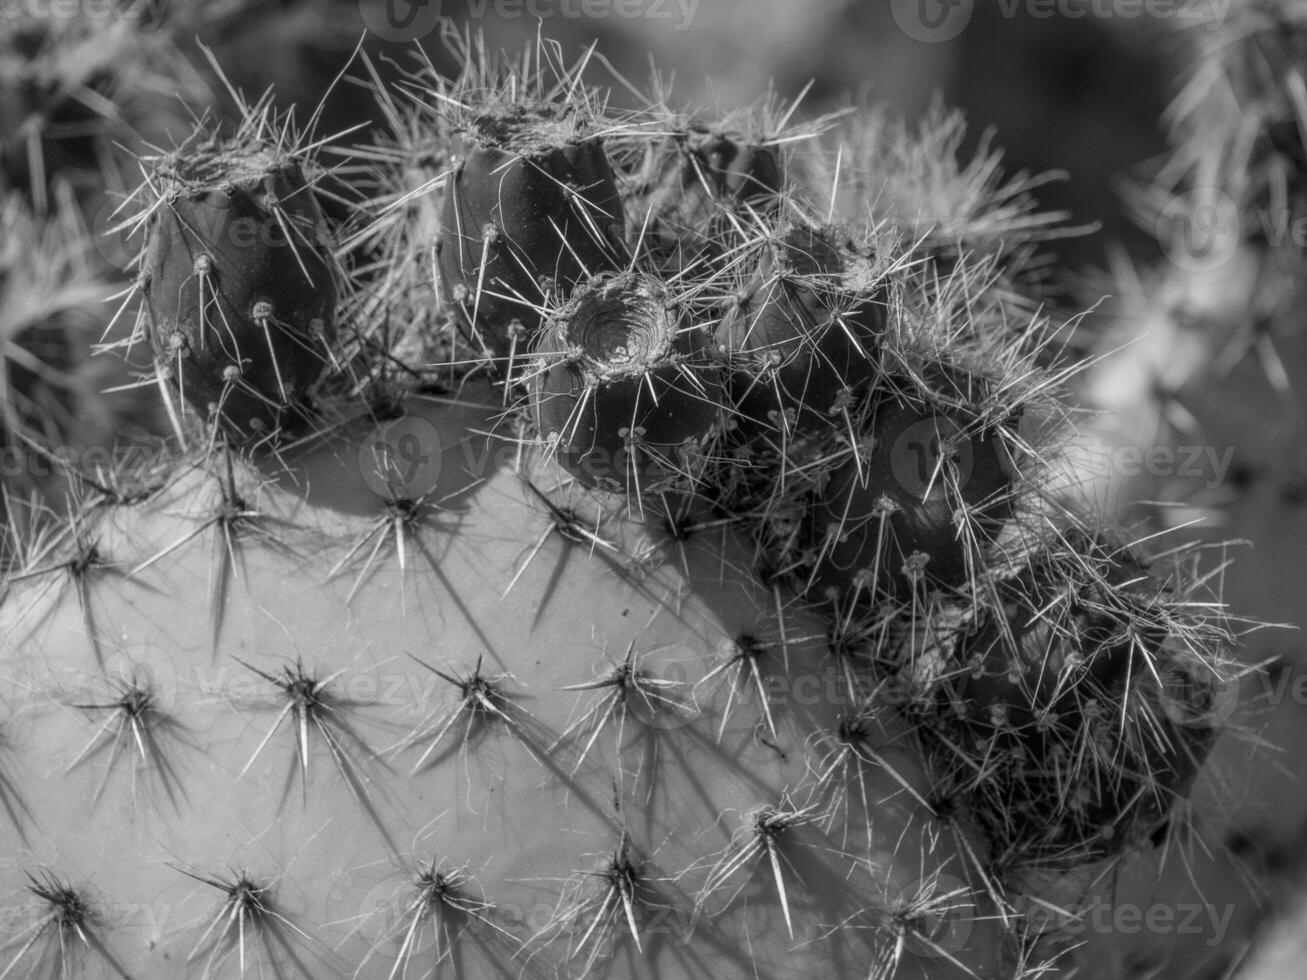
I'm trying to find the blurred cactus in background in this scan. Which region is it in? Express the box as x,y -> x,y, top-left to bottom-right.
1085,3 -> 1307,977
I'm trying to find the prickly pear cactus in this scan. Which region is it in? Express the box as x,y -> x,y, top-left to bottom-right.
0,20 -> 1240,980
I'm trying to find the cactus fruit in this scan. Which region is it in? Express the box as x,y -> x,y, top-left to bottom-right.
619,122 -> 782,274
531,271 -> 724,490
136,106 -> 342,443
436,100 -> 628,365
908,531 -> 1225,864
807,102 -> 1072,325
805,392 -> 1015,600
713,223 -> 886,431
0,20 -> 1249,980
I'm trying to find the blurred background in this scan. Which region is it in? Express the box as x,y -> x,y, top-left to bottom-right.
223,0 -> 1185,271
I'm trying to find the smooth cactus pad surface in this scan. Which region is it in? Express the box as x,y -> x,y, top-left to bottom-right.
2,392 -> 1007,979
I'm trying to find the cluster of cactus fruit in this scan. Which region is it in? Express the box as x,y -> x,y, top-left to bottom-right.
0,14 -> 1248,980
